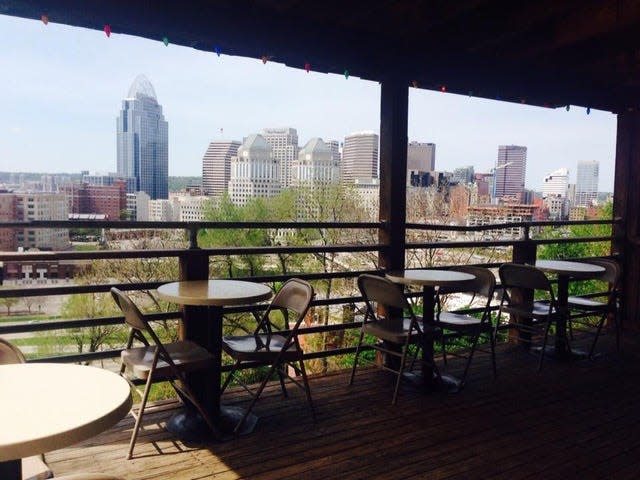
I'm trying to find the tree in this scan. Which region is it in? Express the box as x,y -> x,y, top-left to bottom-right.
0,288 -> 19,315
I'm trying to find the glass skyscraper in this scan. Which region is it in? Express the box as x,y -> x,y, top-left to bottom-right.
116,75 -> 168,200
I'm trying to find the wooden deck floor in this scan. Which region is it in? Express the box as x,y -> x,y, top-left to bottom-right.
47,331 -> 640,479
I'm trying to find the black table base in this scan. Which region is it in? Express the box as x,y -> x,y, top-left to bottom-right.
0,459 -> 21,480
531,344 -> 589,361
166,405 -> 258,443
402,371 -> 462,393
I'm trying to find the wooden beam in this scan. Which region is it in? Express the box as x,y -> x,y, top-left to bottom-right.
613,110 -> 640,329
378,76 -> 408,272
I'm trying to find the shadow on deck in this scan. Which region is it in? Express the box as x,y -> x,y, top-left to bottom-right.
47,330 -> 639,479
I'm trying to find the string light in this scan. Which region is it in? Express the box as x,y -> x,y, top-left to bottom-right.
162,36 -> 169,46
586,107 -> 591,115
304,62 -> 311,73
566,105 -> 570,111
440,85 -> 447,93
41,14 -> 49,25
344,69 -> 349,79
103,24 -> 111,37
214,46 -> 221,56
412,80 -> 418,88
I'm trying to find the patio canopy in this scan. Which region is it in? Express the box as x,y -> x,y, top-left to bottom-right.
2,0 -> 640,112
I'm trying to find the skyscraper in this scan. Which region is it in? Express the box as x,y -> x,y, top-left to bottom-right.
493,145 -> 527,202
575,160 -> 599,206
293,138 -> 340,185
262,127 -> 299,190
342,131 -> 379,183
201,140 -> 241,196
407,141 -> 435,172
116,75 -> 168,200
228,134 -> 280,205
541,167 -> 569,198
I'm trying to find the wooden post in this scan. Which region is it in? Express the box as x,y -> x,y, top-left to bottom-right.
378,75 -> 408,272
178,249 -> 209,341
613,111 -> 640,331
509,230 -> 537,345
378,75 -> 409,369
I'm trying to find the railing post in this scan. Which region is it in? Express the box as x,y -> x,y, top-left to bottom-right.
508,230 -> 538,346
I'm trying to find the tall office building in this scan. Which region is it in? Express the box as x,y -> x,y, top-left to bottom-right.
201,140 -> 241,196
575,160 -> 599,206
293,138 -> 340,185
407,141 -> 436,171
493,145 -> 527,202
229,134 -> 280,205
262,127 -> 298,190
452,166 -> 475,184
541,167 -> 569,198
116,75 -> 168,200
342,131 -> 379,183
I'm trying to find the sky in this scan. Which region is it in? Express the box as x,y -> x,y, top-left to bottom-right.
0,14 -> 617,192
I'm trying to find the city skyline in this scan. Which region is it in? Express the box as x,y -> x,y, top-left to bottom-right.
0,14 -> 617,191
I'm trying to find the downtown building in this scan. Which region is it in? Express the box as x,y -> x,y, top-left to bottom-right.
341,131 -> 379,184
116,75 -> 168,200
201,140 -> 241,196
575,160 -> 599,206
541,167 -> 569,220
229,134 -> 280,206
262,127 -> 299,190
493,145 -> 527,203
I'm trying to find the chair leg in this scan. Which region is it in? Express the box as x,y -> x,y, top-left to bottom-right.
220,360 -> 241,395
233,363 -> 278,435
460,331 -> 481,388
589,313 -> 607,359
297,359 -> 316,422
392,344 -> 409,405
538,321 -> 553,372
277,365 -> 289,397
127,371 -> 154,459
489,331 -> 497,380
349,331 -> 365,385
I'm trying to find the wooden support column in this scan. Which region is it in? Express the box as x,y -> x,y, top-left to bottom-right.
378,76 -> 408,272
178,249 -> 209,341
613,110 -> 640,330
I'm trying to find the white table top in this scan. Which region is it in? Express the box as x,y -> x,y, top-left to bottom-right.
157,279 -> 273,307
0,363 -> 132,462
535,260 -> 605,278
386,269 -> 476,287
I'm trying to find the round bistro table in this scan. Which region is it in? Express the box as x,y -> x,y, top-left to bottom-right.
535,260 -> 605,359
386,269 -> 476,392
0,363 -> 132,480
157,279 -> 273,438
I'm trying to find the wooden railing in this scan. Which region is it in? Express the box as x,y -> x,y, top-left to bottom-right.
0,218 -> 621,368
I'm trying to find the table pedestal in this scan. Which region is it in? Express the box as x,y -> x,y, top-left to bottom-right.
0,459 -> 20,480
168,304 -> 260,440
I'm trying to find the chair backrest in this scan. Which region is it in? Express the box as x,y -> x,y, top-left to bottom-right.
0,337 -> 26,364
358,274 -> 411,311
499,263 -> 553,293
110,287 -> 149,331
261,278 -> 314,333
587,258 -> 620,286
439,266 -> 496,298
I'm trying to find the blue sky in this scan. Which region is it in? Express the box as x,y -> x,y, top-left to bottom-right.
0,14 -> 617,191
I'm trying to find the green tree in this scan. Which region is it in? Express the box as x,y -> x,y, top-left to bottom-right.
0,287 -> 19,315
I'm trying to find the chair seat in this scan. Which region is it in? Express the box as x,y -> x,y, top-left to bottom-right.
567,296 -> 608,310
121,341 -> 213,380
502,301 -> 557,319
435,311 -> 484,329
222,334 -> 301,362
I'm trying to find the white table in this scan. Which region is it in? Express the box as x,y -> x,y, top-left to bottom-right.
535,260 -> 605,358
157,279 -> 273,437
0,363 -> 132,480
386,269 -> 475,391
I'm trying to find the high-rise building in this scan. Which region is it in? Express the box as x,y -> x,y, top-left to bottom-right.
493,145 -> 527,202
342,132 -> 379,184
293,138 -> 340,185
116,75 -> 168,200
201,140 -> 241,196
575,160 -> 599,206
452,166 -> 475,184
541,167 -> 569,198
229,134 -> 280,205
262,127 -> 298,190
407,141 -> 435,171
